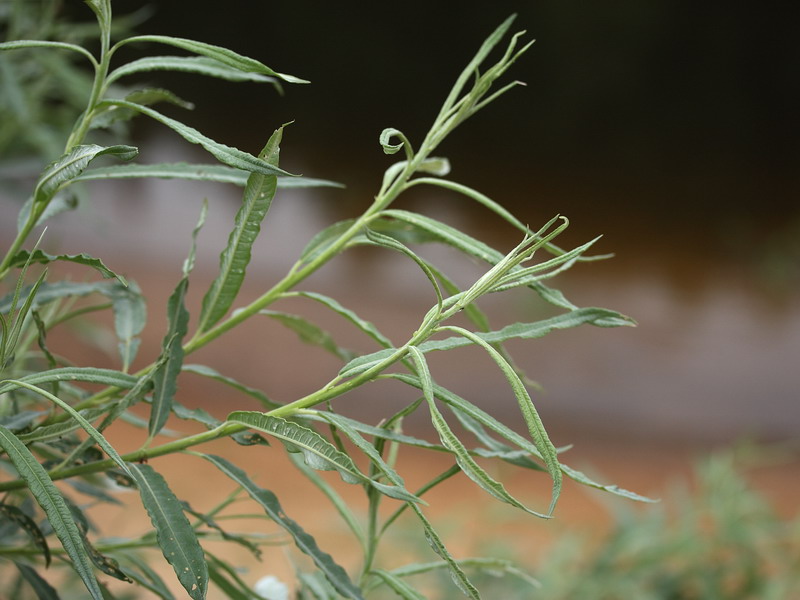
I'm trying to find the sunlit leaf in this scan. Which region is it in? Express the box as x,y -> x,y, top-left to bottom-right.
260,310 -> 353,361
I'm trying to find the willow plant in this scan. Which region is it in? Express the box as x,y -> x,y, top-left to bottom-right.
0,2 -> 651,598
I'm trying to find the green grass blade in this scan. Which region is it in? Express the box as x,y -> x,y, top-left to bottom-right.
128,463 -> 208,600
0,425 -> 103,600
197,125 -> 285,333
73,163 -> 342,188
6,250 -> 127,285
115,35 -> 308,84
407,347 -> 551,518
99,101 -> 292,177
107,55 -> 280,85
200,453 -> 365,600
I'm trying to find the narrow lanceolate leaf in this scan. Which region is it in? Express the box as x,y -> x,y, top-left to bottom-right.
1,380 -> 131,476
74,163 -> 342,189
1,503 -> 51,566
407,347 -> 550,519
107,281 -> 146,371
294,291 -> 393,348
0,426 -> 103,600
197,125 -> 284,333
31,145 -> 138,207
0,367 -> 137,396
128,463 -> 208,600
149,278 -> 189,439
7,250 -> 127,285
369,570 -> 427,600
417,308 -> 636,355
14,562 -> 60,599
107,55 -> 280,85
390,373 -> 652,503
182,364 -> 278,409
442,326 -> 561,513
0,40 -> 96,64
201,454 -> 364,600
100,100 -> 292,178
226,411 -> 417,501
260,311 -> 353,361
115,35 -> 309,84
319,413 -> 423,504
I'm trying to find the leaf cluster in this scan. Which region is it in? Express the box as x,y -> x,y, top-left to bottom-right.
0,3 -> 646,598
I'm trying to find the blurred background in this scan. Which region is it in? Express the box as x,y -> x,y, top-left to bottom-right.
1,0 -> 799,595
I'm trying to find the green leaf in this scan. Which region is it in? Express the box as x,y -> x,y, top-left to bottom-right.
200,453 -> 364,600
181,364 -> 278,409
149,279 -> 189,439
293,291 -> 393,348
363,228 -> 443,311
73,162 -> 342,188
0,380 -> 131,476
443,327 -> 561,514
99,100 -> 292,177
0,367 -> 137,396
369,570 -> 426,600
13,562 -> 60,600
120,553 -> 178,600
226,411 -> 418,501
197,125 -> 285,333
115,35 -> 308,84
390,373 -> 652,503
107,281 -> 146,371
0,426 -> 103,600
1,503 -> 51,566
107,55 -> 280,86
31,145 -> 138,208
318,412 -> 423,504
0,40 -> 96,64
128,463 -> 208,600
297,219 -> 357,265
260,311 -> 353,361
407,346 -> 551,518
7,250 -> 127,285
